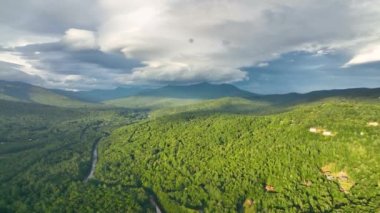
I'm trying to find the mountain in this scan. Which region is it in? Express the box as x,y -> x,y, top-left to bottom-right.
56,86 -> 145,102
104,83 -> 380,109
1,80 -> 380,212
104,83 -> 256,109
137,82 -> 256,99
0,80 -> 95,107
104,96 -> 203,109
259,87 -> 380,105
1,80 -> 379,109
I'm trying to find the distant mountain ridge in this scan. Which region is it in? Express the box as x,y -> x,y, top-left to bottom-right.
56,87 -> 144,102
0,80 -> 379,108
0,80 -> 94,107
259,87 -> 380,105
103,83 -> 257,109
137,82 -> 256,99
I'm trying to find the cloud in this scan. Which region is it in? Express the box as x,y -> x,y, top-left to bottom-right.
0,0 -> 101,34
0,0 -> 380,90
0,41 -> 142,90
238,51 -> 380,94
126,61 -> 248,84
15,41 -> 141,73
343,43 -> 380,67
62,28 -> 98,50
0,47 -> 139,91
257,62 -> 269,68
96,0 -> 380,85
0,25 -> 58,48
0,51 -> 85,89
0,60 -> 44,85
0,51 -> 46,77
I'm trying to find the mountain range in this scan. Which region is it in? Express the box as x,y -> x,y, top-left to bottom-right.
0,80 -> 92,107
0,80 -> 379,108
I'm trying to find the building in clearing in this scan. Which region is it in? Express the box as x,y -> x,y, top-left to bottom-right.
265,185 -> 275,192
321,164 -> 355,193
309,127 -> 324,133
309,127 -> 318,133
337,171 -> 349,181
322,131 -> 334,136
310,127 -> 335,136
367,122 -> 379,127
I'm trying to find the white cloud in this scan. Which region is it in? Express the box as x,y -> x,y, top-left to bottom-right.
62,28 -> 98,50
95,0 -> 380,83
0,50 -> 102,90
1,0 -> 380,89
343,43 -> 380,67
0,52 -> 44,76
124,60 -> 248,84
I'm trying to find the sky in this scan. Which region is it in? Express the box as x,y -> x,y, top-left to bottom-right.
0,0 -> 380,93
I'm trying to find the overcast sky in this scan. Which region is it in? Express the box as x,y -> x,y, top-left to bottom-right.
0,0 -> 380,93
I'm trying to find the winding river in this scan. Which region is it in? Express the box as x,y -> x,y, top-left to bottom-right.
83,133 -> 163,213
150,196 -> 163,213
84,137 -> 102,182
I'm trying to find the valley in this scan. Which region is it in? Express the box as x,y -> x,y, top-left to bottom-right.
0,81 -> 379,212
2,1 -> 380,212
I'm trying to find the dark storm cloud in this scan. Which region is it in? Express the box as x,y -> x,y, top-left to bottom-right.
0,41 -> 143,90
16,42 -> 142,74
1,42 -> 143,90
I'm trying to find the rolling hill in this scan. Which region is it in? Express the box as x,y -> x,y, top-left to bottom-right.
0,80 -> 96,108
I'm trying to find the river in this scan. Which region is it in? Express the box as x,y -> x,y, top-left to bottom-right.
83,133 -> 163,213
84,137 -> 101,182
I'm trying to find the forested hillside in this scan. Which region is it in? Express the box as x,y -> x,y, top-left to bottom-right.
0,93 -> 379,212
0,81 -> 95,107
97,99 -> 380,212
2,0 -> 380,212
0,100 -> 152,212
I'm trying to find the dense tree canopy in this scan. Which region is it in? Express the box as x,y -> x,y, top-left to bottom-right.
0,98 -> 379,212
98,100 -> 380,212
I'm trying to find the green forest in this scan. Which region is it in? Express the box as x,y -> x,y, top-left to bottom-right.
0,95 -> 379,212
1,0 -> 380,211
97,99 -> 380,212
0,100 -> 152,212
